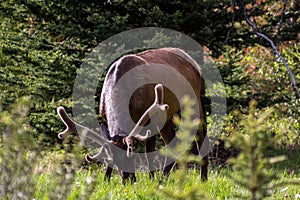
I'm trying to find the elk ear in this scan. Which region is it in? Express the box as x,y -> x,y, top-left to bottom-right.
100,123 -> 111,140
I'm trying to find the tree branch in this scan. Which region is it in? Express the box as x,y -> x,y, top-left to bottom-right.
237,0 -> 300,98
223,0 -> 237,46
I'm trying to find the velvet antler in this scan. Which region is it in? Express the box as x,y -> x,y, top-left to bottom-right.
123,83 -> 169,157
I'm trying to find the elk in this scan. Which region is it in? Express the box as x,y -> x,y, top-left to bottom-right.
57,47 -> 208,183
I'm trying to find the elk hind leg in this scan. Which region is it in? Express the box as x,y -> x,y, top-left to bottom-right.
195,132 -> 209,181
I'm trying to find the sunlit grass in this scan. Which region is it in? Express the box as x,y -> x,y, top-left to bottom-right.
32,155 -> 299,200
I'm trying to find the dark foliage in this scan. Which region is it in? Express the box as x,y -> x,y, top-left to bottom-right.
0,0 -> 299,145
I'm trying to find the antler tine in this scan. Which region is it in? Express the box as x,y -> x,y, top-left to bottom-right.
155,83 -> 166,105
57,106 -> 77,139
57,106 -> 112,145
124,84 -> 168,157
85,143 -> 113,164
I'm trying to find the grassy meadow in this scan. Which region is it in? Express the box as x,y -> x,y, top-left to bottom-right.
1,97 -> 299,200
33,152 -> 299,200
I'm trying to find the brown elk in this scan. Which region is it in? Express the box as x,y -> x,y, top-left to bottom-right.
57,47 -> 208,183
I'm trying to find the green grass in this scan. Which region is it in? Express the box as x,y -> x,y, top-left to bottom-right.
1,99 -> 299,200
31,150 -> 300,200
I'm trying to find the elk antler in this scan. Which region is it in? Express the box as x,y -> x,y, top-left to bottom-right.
57,106 -> 77,139
57,107 -> 111,144
123,83 -> 169,157
57,106 -> 113,161
85,143 -> 113,164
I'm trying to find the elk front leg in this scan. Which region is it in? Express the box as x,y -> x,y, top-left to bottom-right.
104,165 -> 113,181
145,136 -> 156,179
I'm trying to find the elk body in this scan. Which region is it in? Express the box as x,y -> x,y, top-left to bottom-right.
57,47 -> 208,183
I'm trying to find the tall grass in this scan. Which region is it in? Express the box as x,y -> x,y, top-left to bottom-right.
32,163 -> 299,200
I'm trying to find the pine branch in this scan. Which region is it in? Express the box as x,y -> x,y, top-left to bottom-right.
237,0 -> 300,98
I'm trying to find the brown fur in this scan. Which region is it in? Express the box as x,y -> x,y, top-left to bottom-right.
100,48 -> 208,181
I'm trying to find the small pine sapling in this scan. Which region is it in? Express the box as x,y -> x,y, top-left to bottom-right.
157,95 -> 207,199
224,100 -> 299,200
